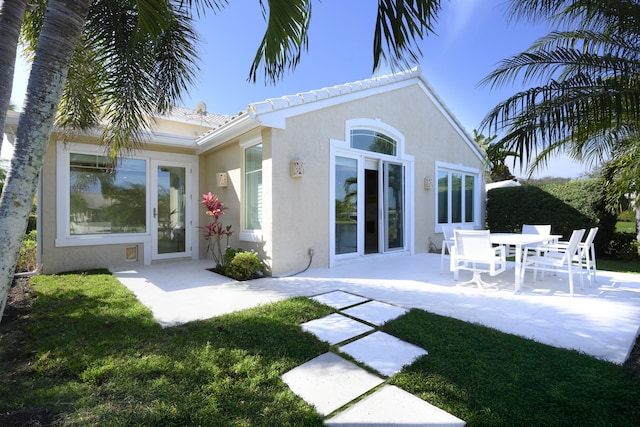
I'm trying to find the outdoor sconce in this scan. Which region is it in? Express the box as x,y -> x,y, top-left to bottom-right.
424,177 -> 434,190
290,160 -> 304,178
216,172 -> 228,188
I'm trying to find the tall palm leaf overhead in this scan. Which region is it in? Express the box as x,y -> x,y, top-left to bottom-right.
249,0 -> 442,84
20,0 -> 228,158
480,0 -> 640,176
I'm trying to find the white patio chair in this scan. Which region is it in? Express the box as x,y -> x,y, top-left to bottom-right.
440,225 -> 459,273
545,227 -> 598,285
520,224 -> 554,257
522,228 -> 585,297
451,229 -> 506,289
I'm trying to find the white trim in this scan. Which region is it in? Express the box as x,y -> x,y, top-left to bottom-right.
150,160 -> 194,261
329,120 -> 414,267
240,137 -> 264,241
436,160 -> 482,175
239,231 -> 263,242
55,141 -> 198,265
434,161 -> 482,233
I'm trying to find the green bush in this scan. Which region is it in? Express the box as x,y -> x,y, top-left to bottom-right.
487,178 -> 617,255
619,210 -> 635,222
222,247 -> 242,267
608,232 -> 640,261
225,250 -> 264,281
15,230 -> 38,273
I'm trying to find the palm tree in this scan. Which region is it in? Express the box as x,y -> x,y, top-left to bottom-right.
0,0 -> 443,320
0,0 -> 28,155
472,129 -> 518,182
480,0 -> 640,240
0,0 -> 212,321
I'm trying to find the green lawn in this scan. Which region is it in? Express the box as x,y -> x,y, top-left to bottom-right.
616,221 -> 636,233
1,270 -> 639,426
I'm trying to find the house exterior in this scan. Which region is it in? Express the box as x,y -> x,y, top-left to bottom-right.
5,67 -> 485,275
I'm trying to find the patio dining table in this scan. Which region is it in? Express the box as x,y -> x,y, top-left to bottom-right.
489,232 -> 560,292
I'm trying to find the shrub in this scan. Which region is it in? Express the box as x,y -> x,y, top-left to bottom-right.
619,210 -> 635,222
225,250 -> 263,281
486,178 -> 616,255
607,232 -> 640,261
15,230 -> 38,273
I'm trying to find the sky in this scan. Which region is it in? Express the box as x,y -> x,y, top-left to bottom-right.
7,0 -> 592,178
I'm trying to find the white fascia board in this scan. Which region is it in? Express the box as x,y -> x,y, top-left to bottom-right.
195,114 -> 260,154
140,130 -> 196,147
254,79 -> 419,127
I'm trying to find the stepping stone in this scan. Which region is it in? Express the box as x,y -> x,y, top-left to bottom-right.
302,313 -> 374,345
339,331 -> 428,376
311,290 -> 369,309
342,300 -> 408,326
325,385 -> 466,426
282,352 -> 384,416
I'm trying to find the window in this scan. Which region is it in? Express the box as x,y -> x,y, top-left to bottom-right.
350,129 -> 397,156
244,143 -> 262,230
69,154 -> 146,235
437,166 -> 478,226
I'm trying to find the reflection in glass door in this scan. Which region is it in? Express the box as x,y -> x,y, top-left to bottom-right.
335,156 -> 358,255
384,162 -> 404,251
155,165 -> 186,256
333,156 -> 406,259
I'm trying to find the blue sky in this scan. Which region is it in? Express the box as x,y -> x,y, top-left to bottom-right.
9,0 -> 591,178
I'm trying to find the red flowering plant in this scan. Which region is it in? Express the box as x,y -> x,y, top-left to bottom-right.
198,192 -> 233,268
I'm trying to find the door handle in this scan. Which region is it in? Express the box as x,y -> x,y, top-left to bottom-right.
153,208 -> 157,219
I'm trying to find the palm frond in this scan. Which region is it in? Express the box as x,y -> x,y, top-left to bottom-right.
248,0 -> 311,84
373,0 -> 440,72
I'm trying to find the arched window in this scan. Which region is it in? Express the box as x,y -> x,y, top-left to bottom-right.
350,129 -> 397,156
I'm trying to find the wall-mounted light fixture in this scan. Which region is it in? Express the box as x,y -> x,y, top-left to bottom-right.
290,160 -> 304,178
216,172 -> 228,187
424,177 -> 434,190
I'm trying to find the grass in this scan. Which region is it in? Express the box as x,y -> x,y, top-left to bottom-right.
384,310 -> 640,426
1,271 -> 333,426
2,269 -> 640,426
597,257 -> 640,273
616,221 -> 636,233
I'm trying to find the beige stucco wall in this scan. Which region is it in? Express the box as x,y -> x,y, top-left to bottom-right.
40,133 -> 201,274
40,139 -> 149,273
198,131 -> 275,268
198,84 -> 483,275
266,85 -> 483,274
40,81 -> 482,276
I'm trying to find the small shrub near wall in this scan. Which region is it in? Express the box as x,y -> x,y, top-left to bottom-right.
16,230 -> 37,273
224,250 -> 264,281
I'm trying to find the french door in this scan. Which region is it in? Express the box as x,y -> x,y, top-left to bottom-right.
151,160 -> 191,260
334,155 -> 406,259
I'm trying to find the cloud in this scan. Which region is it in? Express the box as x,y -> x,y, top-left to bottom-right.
441,0 -> 486,43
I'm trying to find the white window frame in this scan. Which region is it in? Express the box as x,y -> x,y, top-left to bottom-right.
329,119 -> 414,267
435,161 -> 481,232
55,141 -> 198,264
239,134 -> 263,242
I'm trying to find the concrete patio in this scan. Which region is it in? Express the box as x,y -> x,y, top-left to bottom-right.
112,252 -> 640,365
112,253 -> 640,425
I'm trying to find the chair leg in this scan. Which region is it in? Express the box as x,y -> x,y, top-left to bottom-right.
568,266 -> 574,297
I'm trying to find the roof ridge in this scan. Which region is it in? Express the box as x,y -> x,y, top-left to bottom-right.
248,67 -> 421,115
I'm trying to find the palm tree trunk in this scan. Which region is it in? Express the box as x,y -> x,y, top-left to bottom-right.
0,0 -> 92,322
0,0 -> 28,155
